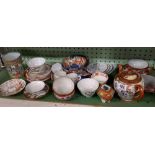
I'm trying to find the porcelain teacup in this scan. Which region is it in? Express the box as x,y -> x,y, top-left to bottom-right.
53,77 -> 75,100
51,63 -> 63,73
54,70 -> 67,80
67,73 -> 81,83
3,52 -> 24,78
27,57 -> 46,73
77,78 -> 99,97
91,71 -> 108,84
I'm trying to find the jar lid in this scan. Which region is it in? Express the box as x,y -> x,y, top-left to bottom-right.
117,71 -> 142,84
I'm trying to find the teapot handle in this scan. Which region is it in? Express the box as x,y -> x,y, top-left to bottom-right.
133,85 -> 144,100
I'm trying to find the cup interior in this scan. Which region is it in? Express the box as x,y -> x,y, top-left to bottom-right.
27,57 -> 45,68
91,72 -> 108,83
77,78 -> 99,92
3,52 -> 20,61
67,73 -> 78,79
25,81 -> 45,93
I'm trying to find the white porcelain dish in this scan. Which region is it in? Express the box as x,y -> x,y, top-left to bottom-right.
27,57 -> 46,68
53,77 -> 75,95
91,71 -> 108,84
24,81 -> 49,99
0,79 -> 26,96
3,52 -> 21,62
67,73 -> 81,83
25,81 -> 45,94
142,75 -> 155,93
54,70 -> 67,80
87,63 -> 115,74
77,78 -> 99,97
87,63 -> 107,74
128,59 -> 148,69
51,63 -> 63,73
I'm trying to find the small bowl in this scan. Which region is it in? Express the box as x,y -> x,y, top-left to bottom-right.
91,71 -> 108,84
3,52 -> 21,62
24,81 -> 49,99
67,73 -> 81,83
25,81 -> 45,94
53,77 -> 75,95
128,59 -> 148,69
63,55 -> 88,71
87,63 -> 107,74
65,69 -> 91,79
51,63 -> 63,73
142,75 -> 155,93
27,57 -> 46,69
77,78 -> 99,97
54,70 -> 67,80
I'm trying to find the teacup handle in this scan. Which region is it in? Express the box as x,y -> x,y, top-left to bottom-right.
133,85 -> 144,100
77,75 -> 81,81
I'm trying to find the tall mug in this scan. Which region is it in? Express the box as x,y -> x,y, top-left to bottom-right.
2,52 -> 24,78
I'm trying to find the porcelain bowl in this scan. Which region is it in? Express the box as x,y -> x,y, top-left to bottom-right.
53,77 -> 75,95
128,59 -> 148,69
63,55 -> 88,71
25,81 -> 45,94
24,81 -> 49,99
91,71 -> 108,84
77,78 -> 99,97
27,57 -> 46,69
67,73 -> 81,83
51,63 -> 63,73
142,75 -> 155,93
3,52 -> 21,62
87,63 -> 107,74
53,70 -> 67,80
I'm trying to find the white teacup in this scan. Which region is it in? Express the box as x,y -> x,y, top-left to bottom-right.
3,52 -> 24,78
25,81 -> 45,94
52,63 -> 63,73
53,77 -> 75,95
27,57 -> 46,73
77,78 -> 99,97
54,70 -> 67,80
67,73 -> 81,83
91,71 -> 108,84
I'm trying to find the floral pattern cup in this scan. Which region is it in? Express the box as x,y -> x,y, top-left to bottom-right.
3,52 -> 24,78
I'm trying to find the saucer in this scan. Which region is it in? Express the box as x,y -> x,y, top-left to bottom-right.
53,90 -> 75,100
0,79 -> 26,96
25,64 -> 51,82
87,63 -> 115,75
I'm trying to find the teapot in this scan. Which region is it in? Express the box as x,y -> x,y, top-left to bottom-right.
114,64 -> 144,102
